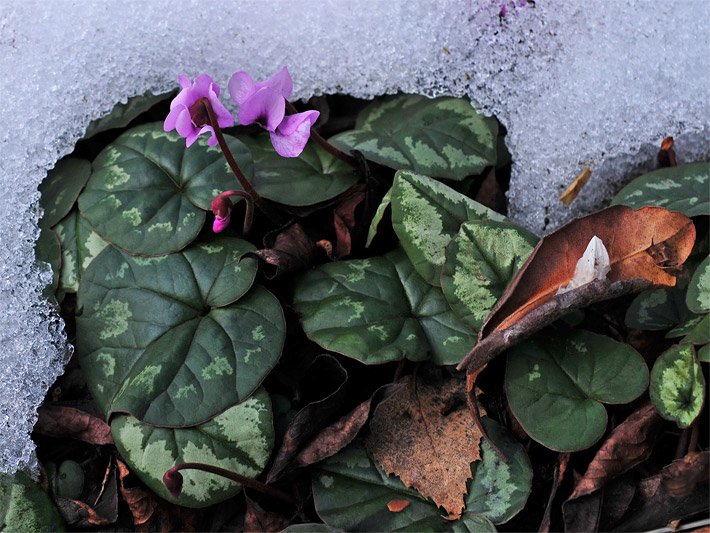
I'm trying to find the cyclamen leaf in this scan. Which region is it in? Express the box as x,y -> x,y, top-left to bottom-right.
505,330 -> 649,451
76,239 -> 284,426
612,162 -> 710,217
0,472 -> 65,532
441,220 -> 537,330
686,255 -> 710,314
312,418 -> 529,531
625,287 -> 693,331
54,210 -> 109,293
39,157 -> 92,228
330,95 -> 498,180
79,123 -> 253,256
390,170 -> 509,286
649,344 -> 705,428
238,133 -> 359,206
84,90 -> 173,138
292,249 -> 476,365
112,389 -> 274,508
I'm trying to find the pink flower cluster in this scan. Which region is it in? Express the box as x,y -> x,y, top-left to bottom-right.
164,67 -> 319,158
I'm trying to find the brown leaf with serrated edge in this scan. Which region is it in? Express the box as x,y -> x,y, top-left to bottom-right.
570,402 -> 661,500
387,499 -> 411,512
366,374 -> 484,518
559,166 -> 592,206
35,405 -> 113,445
458,205 -> 695,372
244,496 -> 291,532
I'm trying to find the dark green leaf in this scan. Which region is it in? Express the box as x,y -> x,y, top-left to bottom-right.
39,158 -> 91,228
506,330 -> 649,451
612,162 -> 709,217
312,418 -> 527,531
330,95 -> 498,180
686,255 -> 710,314
54,461 -> 84,500
54,210 -> 109,293
441,220 -> 537,330
366,187 -> 392,247
78,123 -> 252,255
0,472 -> 65,532
698,344 -> 709,363
112,389 -> 273,508
238,133 -> 359,206
625,287 -> 693,331
76,239 -> 284,426
292,249 -> 476,365
679,315 -> 710,345
84,91 -> 173,138
390,170 -> 508,286
650,344 -> 705,428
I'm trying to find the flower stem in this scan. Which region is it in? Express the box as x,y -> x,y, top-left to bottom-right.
164,463 -> 294,504
204,101 -> 283,224
221,190 -> 254,235
285,101 -> 358,168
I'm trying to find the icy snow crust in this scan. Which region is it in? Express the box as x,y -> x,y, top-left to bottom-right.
0,0 -> 707,473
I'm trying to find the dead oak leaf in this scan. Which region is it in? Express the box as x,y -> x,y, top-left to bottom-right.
365,375 -> 484,518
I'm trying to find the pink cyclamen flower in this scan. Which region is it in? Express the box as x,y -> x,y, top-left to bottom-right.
164,74 -> 234,147
229,67 -> 319,158
211,194 -> 232,233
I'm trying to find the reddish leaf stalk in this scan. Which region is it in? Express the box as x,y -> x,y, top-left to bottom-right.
285,101 -> 358,168
204,100 -> 283,224
163,463 -> 294,504
218,189 -> 255,235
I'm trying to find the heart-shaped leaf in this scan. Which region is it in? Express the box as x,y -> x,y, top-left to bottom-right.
625,287 -> 693,331
686,255 -> 709,314
698,344 -> 709,363
312,418 -> 528,531
505,330 -> 649,451
54,210 -> 109,294
0,472 -> 65,532
35,228 -> 61,299
650,344 -> 705,428
612,162 -> 709,217
78,123 -> 252,255
112,389 -> 273,508
84,91 -> 173,138
390,170 -> 508,286
329,95 -> 498,180
39,158 -> 92,228
441,220 -> 537,330
238,133 -> 359,206
292,249 -> 476,365
76,238 -> 284,426
667,314 -> 705,339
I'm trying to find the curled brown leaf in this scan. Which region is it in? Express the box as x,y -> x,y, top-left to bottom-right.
35,405 -> 113,445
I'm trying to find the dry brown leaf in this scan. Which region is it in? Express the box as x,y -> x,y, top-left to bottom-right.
559,166 -> 592,206
661,451 -> 709,498
387,499 -> 411,513
658,136 -> 677,168
570,402 -> 662,500
35,405 -> 113,445
365,374 -> 484,518
244,496 -> 291,532
116,459 -> 159,528
250,222 -> 318,279
333,184 -> 366,258
458,205 -> 695,372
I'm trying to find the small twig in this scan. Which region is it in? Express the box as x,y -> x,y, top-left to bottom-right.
538,452 -> 571,533
457,278 -> 653,373
164,463 -> 294,504
285,101 -> 358,168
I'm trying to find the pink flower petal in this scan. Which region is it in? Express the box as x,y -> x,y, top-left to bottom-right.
238,87 -> 285,132
213,214 -> 231,233
164,105 -> 183,131
269,110 -> 319,158
178,74 -> 191,89
208,87 -> 234,128
175,108 -> 194,138
259,66 -> 293,99
229,71 -> 255,105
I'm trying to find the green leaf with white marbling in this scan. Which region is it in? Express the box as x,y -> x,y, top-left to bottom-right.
625,287 -> 694,331
84,90 -> 173,138
76,238 -> 284,427
390,170 -> 509,286
292,249 -> 476,365
441,221 -> 537,331
679,315 -> 710,345
35,227 -> 62,299
506,330 -> 649,451
238,133 -> 358,206
53,210 -> 109,293
698,344 -> 710,363
686,255 -> 710,314
312,418 -> 528,531
112,389 -> 273,508
612,162 -> 709,217
366,187 -> 393,247
330,95 -> 498,180
78,122 -> 252,256
39,157 -> 91,228
650,344 -> 705,428
0,472 -> 65,532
